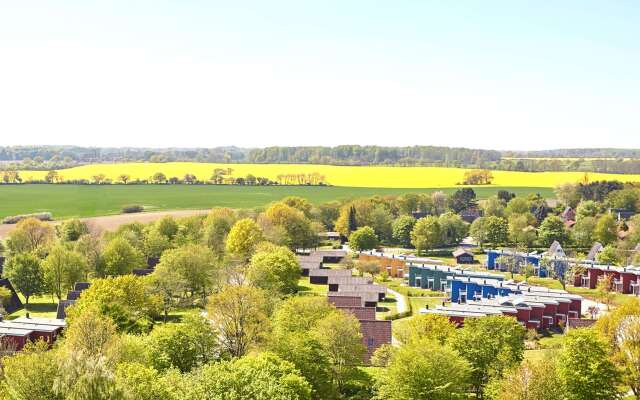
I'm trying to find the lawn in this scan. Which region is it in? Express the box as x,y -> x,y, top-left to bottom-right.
8,295 -> 58,319
0,184 -> 553,219
17,162 -> 640,188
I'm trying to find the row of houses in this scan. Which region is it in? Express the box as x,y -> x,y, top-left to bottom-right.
297,249 -> 391,362
422,279 -> 584,330
0,316 -> 66,350
573,264 -> 640,295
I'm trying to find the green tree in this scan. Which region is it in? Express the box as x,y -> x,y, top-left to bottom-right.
485,216 -> 509,246
226,218 -> 264,262
148,315 -> 218,372
438,212 -> 469,246
376,339 -> 471,400
504,197 -> 531,217
449,316 -> 526,397
0,341 -> 61,400
142,228 -> 172,259
470,217 -> 491,247
594,213 -> 618,245
596,245 -> 621,265
264,202 -> 317,250
411,216 -> 442,255
393,314 -> 456,345
156,244 -> 220,300
6,217 -> 55,255
449,188 -> 477,213
202,207 -> 236,258
155,216 -> 179,240
58,219 -> 89,242
392,215 -> 416,248
557,329 -> 621,400
189,352 -> 312,400
311,311 -> 365,394
485,358 -> 566,400
62,304 -> 120,358
482,196 -> 505,218
147,261 -> 187,321
68,276 -> 161,333
115,363 -> 175,400
269,297 -> 338,399
349,226 -> 379,251
42,245 -> 87,300
575,200 -> 599,220
4,252 -> 45,311
508,214 -> 536,247
571,216 -> 597,248
538,216 -> 569,247
595,299 -> 640,398
207,284 -> 270,357
102,237 -> 145,276
247,245 -> 300,295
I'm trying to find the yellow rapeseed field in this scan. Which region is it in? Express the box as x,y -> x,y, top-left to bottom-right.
18,162 -> 640,188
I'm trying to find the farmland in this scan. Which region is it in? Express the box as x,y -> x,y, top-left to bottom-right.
0,184 -> 554,219
16,162 -> 640,188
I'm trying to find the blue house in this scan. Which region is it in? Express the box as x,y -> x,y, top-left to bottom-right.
449,277 -> 513,303
408,264 -> 503,292
486,250 -> 542,275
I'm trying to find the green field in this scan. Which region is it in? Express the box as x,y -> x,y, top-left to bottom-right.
0,184 -> 554,219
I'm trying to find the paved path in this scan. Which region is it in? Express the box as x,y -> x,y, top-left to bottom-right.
581,298 -> 608,318
0,209 -> 209,239
387,288 -> 409,314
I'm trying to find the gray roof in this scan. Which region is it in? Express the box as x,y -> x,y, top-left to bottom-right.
337,284 -> 386,294
330,291 -> 379,304
12,317 -> 66,328
586,242 -> 604,261
327,276 -> 372,285
453,248 -> 473,258
309,268 -> 353,278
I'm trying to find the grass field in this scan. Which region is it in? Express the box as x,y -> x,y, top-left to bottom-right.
17,162 -> 640,188
0,184 -> 554,219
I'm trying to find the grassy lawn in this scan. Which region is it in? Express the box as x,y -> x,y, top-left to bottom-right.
8,295 -> 58,319
408,296 -> 444,313
376,292 -> 398,319
524,332 -> 566,362
0,184 -> 553,219
297,277 -> 328,295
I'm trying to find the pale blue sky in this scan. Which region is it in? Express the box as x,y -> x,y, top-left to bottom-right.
1,1 -> 639,149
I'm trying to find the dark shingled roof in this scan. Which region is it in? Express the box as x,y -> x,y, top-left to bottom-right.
133,268 -> 154,276
56,300 -> 76,320
0,278 -> 23,314
74,282 -> 90,291
66,291 -> 82,301
452,248 -> 473,258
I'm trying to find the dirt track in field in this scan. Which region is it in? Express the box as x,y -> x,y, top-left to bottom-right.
0,209 -> 209,239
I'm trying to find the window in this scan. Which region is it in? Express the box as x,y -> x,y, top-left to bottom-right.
367,338 -> 375,348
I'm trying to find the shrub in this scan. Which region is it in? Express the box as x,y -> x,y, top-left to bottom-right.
2,212 -> 53,224
121,205 -> 144,214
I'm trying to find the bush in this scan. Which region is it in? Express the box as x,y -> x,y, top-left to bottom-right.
121,205 -> 144,214
2,212 -> 53,224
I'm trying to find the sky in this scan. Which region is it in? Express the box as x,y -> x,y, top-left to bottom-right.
1,1 -> 639,150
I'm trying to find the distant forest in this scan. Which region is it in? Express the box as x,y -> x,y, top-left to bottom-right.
2,145 -> 640,173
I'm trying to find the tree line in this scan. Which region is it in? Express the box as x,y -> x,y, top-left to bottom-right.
0,169 -> 327,186
6,145 -> 640,173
